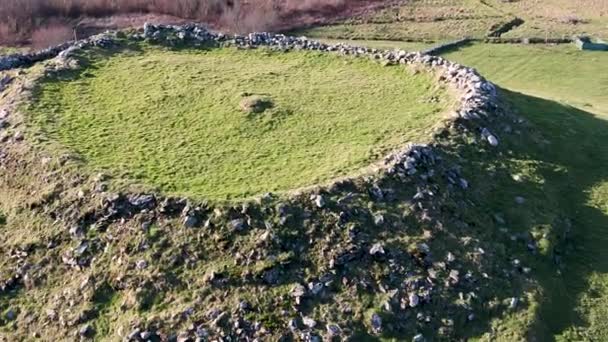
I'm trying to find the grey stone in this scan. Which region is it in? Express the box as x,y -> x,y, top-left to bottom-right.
459,178 -> 469,189
314,195 -> 326,208
308,282 -> 324,296
446,252 -> 456,263
291,284 -> 307,298
183,215 -> 198,228
369,243 -> 385,256
140,331 -> 152,340
5,308 -> 16,321
409,293 -> 420,307
302,316 -> 316,328
373,213 -> 385,226
79,324 -> 93,337
288,318 -> 298,331
371,313 -> 382,333
487,134 -> 499,146
327,324 -> 340,336
413,333 -> 425,342
195,326 -> 208,337
136,259 -> 148,270
230,218 -> 246,231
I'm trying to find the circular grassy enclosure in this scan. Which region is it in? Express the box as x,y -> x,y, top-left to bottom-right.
26,45 -> 449,200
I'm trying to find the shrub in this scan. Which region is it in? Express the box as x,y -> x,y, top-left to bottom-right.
31,25 -> 75,49
0,0 -> 365,45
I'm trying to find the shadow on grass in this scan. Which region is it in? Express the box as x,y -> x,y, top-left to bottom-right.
461,89 -> 608,340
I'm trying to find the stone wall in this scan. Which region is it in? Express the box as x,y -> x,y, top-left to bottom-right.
0,24 -> 517,341
1,23 -> 501,155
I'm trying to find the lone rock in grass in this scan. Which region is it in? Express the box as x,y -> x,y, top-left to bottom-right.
239,94 -> 273,114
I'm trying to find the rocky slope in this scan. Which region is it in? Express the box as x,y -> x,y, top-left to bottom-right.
0,24 -> 533,341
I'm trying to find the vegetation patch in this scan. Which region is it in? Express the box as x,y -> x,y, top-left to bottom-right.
24,43 -> 449,200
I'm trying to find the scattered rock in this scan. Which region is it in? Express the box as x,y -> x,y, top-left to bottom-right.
369,243 -> 385,256
79,325 -> 94,337
291,284 -> 307,298
446,252 -> 456,263
326,324 -> 341,336
314,195 -> 326,208
308,282 -> 324,296
373,212 -> 385,226
183,215 -> 198,228
230,218 -> 246,231
302,316 -> 316,328
487,134 -> 499,146
5,308 -> 17,321
371,313 -> 382,333
135,259 -> 148,270
515,196 -> 526,204
409,293 -> 420,307
413,333 -> 425,342
288,318 -> 298,331
140,331 -> 152,340
459,178 -> 469,189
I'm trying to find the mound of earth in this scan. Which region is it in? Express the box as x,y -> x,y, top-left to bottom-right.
0,25 -> 534,341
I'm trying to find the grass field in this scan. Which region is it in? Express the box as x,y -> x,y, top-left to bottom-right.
486,0 -> 608,39
24,43 -> 449,200
443,43 -> 608,116
297,0 -> 608,41
300,18 -> 500,41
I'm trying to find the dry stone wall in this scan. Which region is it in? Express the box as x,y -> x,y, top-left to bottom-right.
0,24 -> 520,341
0,23 -> 502,176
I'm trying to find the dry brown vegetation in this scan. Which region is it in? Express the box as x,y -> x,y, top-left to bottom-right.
0,0 -> 387,47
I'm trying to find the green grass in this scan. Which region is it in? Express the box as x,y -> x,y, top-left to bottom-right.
24,44 -> 449,200
457,89 -> 608,341
485,0 -> 608,39
299,19 -> 500,41
442,43 -> 608,116
430,42 -> 608,340
294,0 -> 608,42
0,46 -> 22,55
